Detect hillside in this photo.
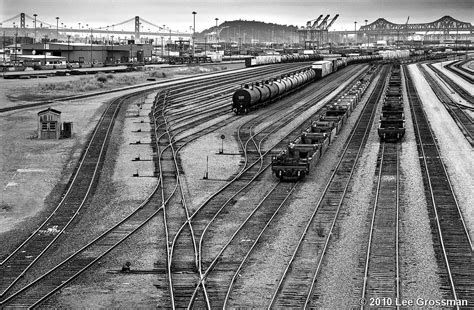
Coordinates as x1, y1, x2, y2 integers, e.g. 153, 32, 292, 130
198, 20, 299, 44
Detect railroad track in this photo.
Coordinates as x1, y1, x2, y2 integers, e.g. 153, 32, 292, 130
0, 62, 312, 114
427, 63, 474, 104
0, 62, 319, 308
404, 66, 473, 306
446, 59, 474, 84
360, 142, 401, 309
268, 65, 389, 309
164, 64, 373, 308
0, 62, 376, 308
417, 64, 474, 146
0, 92, 168, 308
0, 90, 144, 300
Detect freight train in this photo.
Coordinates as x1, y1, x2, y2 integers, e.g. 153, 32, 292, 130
377, 64, 405, 142
244, 54, 323, 67
232, 54, 383, 114
271, 65, 378, 180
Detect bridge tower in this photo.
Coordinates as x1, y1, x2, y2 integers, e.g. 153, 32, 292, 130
135, 16, 140, 40
20, 13, 26, 28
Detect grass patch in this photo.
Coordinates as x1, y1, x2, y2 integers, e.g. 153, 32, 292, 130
38, 73, 141, 93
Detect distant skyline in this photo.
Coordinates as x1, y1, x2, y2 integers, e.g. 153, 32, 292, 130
1, 0, 472, 32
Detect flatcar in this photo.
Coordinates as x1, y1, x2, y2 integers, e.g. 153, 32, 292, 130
271, 67, 378, 180
378, 65, 405, 142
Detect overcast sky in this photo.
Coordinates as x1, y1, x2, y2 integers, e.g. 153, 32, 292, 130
1, 0, 472, 32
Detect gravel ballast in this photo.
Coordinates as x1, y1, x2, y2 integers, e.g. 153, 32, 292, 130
408, 64, 474, 243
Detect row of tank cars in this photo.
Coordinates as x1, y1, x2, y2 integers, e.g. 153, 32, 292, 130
377, 64, 406, 141
244, 54, 323, 67
232, 54, 384, 114
244, 50, 413, 68
271, 65, 379, 180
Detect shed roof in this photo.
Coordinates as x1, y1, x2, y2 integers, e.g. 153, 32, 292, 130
38, 107, 61, 115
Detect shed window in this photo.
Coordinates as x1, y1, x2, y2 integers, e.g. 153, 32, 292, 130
41, 122, 48, 130
49, 122, 56, 130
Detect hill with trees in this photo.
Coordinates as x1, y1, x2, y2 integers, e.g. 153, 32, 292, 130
198, 20, 300, 44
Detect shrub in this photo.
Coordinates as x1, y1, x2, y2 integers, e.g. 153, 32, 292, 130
96, 73, 107, 83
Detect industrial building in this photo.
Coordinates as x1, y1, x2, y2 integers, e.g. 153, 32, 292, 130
19, 42, 154, 65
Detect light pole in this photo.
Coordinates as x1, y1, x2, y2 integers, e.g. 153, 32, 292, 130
33, 14, 37, 43
354, 21, 357, 46
192, 11, 196, 56
56, 17, 59, 41
168, 28, 171, 57
161, 36, 164, 57
67, 34, 70, 64
215, 18, 219, 54
90, 28, 93, 66
365, 20, 368, 47
111, 35, 114, 63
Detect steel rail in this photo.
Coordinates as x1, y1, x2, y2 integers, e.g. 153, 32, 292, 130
265, 65, 386, 309
404, 65, 474, 307
359, 142, 401, 310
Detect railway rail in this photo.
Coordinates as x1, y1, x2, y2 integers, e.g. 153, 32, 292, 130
0, 90, 140, 300
446, 59, 474, 84
0, 91, 166, 308
0, 62, 312, 114
360, 142, 401, 309
268, 65, 388, 309
167, 64, 374, 308
0, 62, 320, 308
405, 66, 473, 306
427, 63, 474, 104
418, 64, 474, 146
2, 60, 386, 306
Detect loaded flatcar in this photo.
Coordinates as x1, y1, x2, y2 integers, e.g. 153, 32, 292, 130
378, 65, 405, 142
272, 67, 377, 181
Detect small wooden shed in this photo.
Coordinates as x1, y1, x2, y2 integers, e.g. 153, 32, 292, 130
38, 108, 61, 139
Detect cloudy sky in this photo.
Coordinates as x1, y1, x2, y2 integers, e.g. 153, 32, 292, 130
1, 0, 472, 32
